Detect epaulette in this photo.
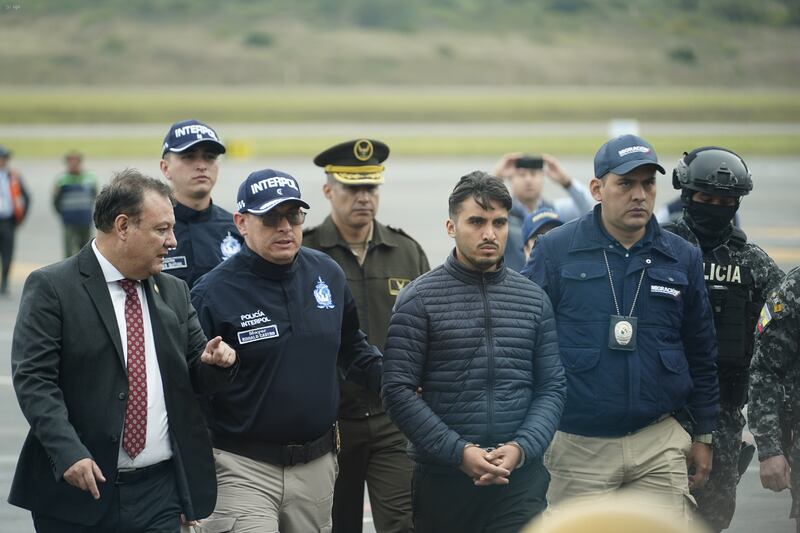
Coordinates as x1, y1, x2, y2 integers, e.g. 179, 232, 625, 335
386, 225, 419, 242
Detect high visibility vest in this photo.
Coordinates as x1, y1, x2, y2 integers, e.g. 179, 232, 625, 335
8, 170, 26, 224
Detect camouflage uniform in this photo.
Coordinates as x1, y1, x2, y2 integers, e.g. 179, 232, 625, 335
666, 218, 783, 531
748, 267, 800, 525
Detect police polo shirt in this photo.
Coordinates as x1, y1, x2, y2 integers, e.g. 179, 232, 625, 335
162, 201, 242, 288
190, 245, 382, 445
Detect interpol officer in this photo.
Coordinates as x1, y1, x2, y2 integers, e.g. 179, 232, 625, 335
523, 134, 719, 522
190, 169, 384, 533
304, 139, 429, 533
160, 119, 242, 287
663, 147, 783, 532
749, 267, 800, 532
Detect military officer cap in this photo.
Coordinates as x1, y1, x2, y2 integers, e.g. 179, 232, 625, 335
313, 139, 389, 185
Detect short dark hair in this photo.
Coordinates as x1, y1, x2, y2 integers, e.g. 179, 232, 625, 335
448, 171, 512, 218
94, 169, 174, 232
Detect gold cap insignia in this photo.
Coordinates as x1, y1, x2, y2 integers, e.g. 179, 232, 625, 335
354, 139, 374, 162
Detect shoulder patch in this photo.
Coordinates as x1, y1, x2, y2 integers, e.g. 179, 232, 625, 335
757, 291, 787, 334
756, 303, 772, 334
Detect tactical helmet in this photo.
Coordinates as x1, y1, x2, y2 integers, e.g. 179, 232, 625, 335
672, 146, 752, 197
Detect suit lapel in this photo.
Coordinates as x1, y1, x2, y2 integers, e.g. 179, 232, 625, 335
142, 277, 178, 379
78, 246, 125, 369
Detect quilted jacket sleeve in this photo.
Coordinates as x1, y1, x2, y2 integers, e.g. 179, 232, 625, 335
513, 290, 566, 462
382, 283, 470, 467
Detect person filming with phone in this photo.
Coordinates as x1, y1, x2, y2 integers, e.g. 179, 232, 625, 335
493, 153, 594, 271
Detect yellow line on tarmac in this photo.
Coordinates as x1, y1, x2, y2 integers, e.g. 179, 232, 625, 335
764, 246, 800, 264
10, 261, 45, 281
746, 227, 800, 239
8, 246, 800, 283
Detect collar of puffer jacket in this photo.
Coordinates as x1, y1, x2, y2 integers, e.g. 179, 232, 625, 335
443, 249, 508, 285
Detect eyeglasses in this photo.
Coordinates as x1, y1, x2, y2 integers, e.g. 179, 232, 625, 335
258, 209, 307, 227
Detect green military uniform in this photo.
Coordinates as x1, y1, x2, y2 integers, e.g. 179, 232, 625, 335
304, 215, 429, 533
749, 267, 800, 530
307, 138, 430, 533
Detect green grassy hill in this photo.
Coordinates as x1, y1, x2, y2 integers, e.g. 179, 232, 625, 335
2, 1, 799, 156
1, 0, 799, 87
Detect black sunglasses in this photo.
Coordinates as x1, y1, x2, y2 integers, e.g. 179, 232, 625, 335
258, 209, 307, 227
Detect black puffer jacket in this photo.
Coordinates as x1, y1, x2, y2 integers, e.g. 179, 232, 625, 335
382, 252, 566, 468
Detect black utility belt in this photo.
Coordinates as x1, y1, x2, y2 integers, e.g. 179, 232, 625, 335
212, 425, 338, 467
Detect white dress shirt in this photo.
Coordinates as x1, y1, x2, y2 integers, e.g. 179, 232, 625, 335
92, 240, 172, 468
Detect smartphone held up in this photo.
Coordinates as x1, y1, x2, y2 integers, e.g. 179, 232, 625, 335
515, 155, 544, 170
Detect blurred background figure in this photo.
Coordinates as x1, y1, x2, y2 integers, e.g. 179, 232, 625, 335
0, 145, 29, 295
493, 153, 593, 271
521, 207, 563, 264
52, 150, 97, 258
521, 493, 711, 533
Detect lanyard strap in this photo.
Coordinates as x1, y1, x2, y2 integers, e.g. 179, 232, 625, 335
603, 250, 645, 317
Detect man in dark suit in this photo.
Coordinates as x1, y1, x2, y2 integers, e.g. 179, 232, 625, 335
9, 169, 238, 532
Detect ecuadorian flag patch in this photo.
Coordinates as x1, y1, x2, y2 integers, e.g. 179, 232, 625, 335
756, 303, 773, 334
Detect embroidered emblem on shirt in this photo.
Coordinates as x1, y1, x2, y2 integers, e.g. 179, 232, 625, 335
388, 277, 411, 296
650, 285, 681, 298
314, 277, 335, 309
220, 233, 241, 260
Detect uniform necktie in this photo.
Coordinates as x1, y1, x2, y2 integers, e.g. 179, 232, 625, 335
118, 279, 147, 459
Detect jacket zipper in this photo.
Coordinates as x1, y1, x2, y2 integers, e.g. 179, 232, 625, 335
480, 274, 495, 445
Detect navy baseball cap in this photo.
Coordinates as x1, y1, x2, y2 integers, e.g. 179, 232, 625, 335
0, 145, 11, 158
236, 169, 310, 215
162, 119, 226, 157
594, 134, 665, 178
522, 208, 563, 243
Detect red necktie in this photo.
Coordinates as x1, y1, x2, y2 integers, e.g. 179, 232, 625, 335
118, 279, 147, 459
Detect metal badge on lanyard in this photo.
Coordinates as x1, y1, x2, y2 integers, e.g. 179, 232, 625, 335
603, 250, 645, 351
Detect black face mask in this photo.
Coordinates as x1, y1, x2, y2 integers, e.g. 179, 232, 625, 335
685, 202, 739, 235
